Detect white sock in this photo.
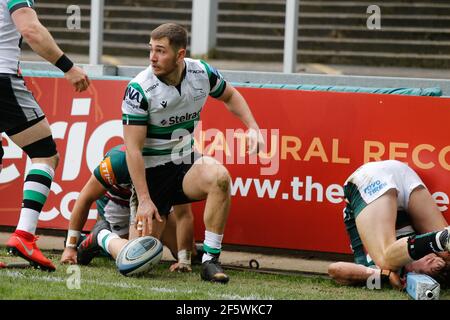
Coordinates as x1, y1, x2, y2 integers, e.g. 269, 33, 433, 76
97, 229, 119, 254
16, 163, 54, 234
202, 230, 224, 263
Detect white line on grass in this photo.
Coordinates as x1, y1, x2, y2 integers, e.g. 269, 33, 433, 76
1, 270, 273, 299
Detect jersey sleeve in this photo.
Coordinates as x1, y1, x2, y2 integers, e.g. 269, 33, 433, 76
121, 82, 149, 126
8, 0, 34, 14
93, 150, 129, 189
200, 60, 227, 98
93, 155, 117, 189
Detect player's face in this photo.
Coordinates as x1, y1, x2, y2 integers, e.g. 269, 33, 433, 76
149, 37, 179, 77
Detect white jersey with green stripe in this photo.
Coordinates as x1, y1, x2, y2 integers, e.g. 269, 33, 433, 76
121, 58, 226, 168
0, 0, 34, 74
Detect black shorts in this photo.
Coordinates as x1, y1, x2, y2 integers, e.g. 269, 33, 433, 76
0, 74, 44, 134
146, 153, 201, 216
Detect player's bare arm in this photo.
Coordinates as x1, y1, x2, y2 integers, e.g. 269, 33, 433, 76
123, 125, 162, 236
11, 7, 90, 92
217, 83, 264, 154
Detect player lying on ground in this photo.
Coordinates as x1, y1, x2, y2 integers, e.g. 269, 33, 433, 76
329, 160, 450, 289
328, 253, 447, 290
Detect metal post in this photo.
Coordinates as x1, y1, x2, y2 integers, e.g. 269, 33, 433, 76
191, 0, 218, 57
283, 0, 299, 73
89, 0, 104, 65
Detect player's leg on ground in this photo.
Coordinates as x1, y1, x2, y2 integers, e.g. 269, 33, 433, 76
6, 118, 59, 271
105, 216, 166, 260
356, 189, 410, 271
182, 156, 230, 283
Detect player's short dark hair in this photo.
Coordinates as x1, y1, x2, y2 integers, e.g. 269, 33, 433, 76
151, 23, 188, 51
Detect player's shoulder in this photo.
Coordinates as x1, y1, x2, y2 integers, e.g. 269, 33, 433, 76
185, 58, 205, 70
98, 145, 128, 183
105, 144, 126, 158
186, 58, 213, 77
128, 67, 157, 92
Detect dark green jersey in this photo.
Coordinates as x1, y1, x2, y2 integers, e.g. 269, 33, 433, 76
93, 144, 131, 207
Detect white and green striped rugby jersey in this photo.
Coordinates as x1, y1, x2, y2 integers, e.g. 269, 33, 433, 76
121, 58, 227, 168
0, 0, 34, 74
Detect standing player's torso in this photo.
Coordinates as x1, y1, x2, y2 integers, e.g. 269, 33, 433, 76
125, 59, 214, 167
0, 0, 33, 74
145, 69, 208, 130
141, 59, 210, 122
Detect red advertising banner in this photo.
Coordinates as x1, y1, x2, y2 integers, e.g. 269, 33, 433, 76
1, 77, 450, 255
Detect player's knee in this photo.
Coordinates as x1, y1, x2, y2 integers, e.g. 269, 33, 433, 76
202, 165, 230, 193
22, 136, 58, 160
214, 166, 230, 193
51, 152, 60, 168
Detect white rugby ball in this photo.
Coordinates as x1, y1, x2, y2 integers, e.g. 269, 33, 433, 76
116, 236, 163, 276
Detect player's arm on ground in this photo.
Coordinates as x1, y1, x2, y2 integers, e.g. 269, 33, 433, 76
169, 204, 194, 272
61, 175, 107, 264
328, 262, 402, 290
10, 2, 89, 91
122, 82, 161, 236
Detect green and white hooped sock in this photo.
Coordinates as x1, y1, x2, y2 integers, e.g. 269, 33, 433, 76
16, 163, 54, 235
202, 231, 224, 263
97, 229, 119, 255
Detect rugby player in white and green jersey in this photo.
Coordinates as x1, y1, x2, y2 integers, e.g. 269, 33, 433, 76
120, 23, 264, 282
1, 0, 89, 271
122, 57, 225, 168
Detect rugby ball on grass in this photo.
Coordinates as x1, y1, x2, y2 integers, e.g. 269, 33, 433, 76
116, 236, 163, 276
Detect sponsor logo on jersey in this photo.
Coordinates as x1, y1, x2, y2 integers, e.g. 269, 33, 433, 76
160, 100, 168, 108
188, 69, 205, 74
168, 111, 199, 125
123, 99, 141, 110
145, 82, 159, 93
100, 157, 116, 186
125, 87, 142, 103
